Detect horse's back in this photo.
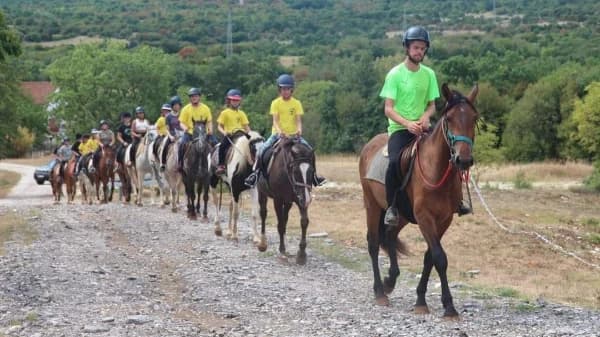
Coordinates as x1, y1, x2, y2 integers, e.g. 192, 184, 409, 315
359, 133, 388, 178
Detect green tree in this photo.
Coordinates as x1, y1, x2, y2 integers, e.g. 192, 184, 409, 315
46, 42, 178, 133
0, 11, 21, 61
571, 82, 600, 160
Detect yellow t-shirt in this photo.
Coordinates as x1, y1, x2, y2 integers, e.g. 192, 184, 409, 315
155, 116, 167, 136
80, 138, 99, 155
270, 96, 304, 136
179, 103, 212, 135
217, 108, 250, 134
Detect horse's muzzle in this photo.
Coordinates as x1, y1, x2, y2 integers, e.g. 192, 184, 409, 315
451, 153, 474, 170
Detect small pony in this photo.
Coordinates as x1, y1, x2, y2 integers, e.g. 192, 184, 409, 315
359, 83, 479, 318
94, 144, 116, 203
255, 136, 317, 265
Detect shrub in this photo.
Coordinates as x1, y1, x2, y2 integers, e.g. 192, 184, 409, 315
10, 126, 36, 157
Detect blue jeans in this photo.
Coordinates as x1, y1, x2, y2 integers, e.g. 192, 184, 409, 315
259, 134, 311, 157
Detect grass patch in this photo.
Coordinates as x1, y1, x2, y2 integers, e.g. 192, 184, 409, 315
586, 233, 600, 245
0, 170, 20, 199
581, 218, 600, 232
310, 240, 369, 272
513, 170, 532, 189
514, 301, 537, 312
0, 213, 39, 255
496, 287, 520, 298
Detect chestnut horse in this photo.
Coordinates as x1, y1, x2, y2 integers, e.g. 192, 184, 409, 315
49, 161, 63, 204
255, 137, 316, 265
63, 155, 78, 203
94, 145, 116, 203
359, 83, 478, 318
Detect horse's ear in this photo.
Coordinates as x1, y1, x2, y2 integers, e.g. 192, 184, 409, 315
467, 83, 479, 103
441, 83, 452, 101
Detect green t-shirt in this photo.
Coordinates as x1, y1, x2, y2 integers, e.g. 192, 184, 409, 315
379, 63, 440, 134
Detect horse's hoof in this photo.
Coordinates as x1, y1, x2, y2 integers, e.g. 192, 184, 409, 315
375, 296, 390, 306
201, 216, 209, 223
443, 307, 460, 320
171, 208, 177, 213
414, 305, 430, 315
214, 228, 222, 237
277, 254, 289, 264
256, 242, 267, 252
296, 254, 307, 265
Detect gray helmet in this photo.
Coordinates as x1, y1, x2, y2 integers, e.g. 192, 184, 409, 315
170, 95, 182, 107
135, 106, 145, 114
226, 89, 242, 100
99, 119, 109, 126
276, 74, 295, 88
62, 137, 70, 142
188, 87, 201, 96
402, 26, 430, 48
161, 103, 172, 111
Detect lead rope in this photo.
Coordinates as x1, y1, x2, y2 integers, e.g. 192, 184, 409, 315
461, 170, 473, 213
470, 175, 600, 270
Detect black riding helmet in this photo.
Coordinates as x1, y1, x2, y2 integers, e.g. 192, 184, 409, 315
188, 87, 201, 96
226, 89, 242, 100
276, 74, 295, 88
170, 95, 182, 108
121, 111, 132, 119
402, 26, 430, 48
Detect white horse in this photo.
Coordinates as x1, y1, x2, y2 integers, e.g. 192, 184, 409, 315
162, 136, 182, 212
211, 130, 263, 242
125, 126, 164, 206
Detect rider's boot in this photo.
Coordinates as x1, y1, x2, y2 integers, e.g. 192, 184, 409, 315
384, 206, 399, 227
457, 200, 472, 216
313, 174, 326, 187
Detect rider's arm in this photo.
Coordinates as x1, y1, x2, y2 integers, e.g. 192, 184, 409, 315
384, 99, 423, 135
243, 124, 251, 133
295, 115, 302, 136
217, 123, 227, 136
272, 114, 282, 135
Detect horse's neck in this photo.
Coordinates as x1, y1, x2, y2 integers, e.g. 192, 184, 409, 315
419, 120, 452, 174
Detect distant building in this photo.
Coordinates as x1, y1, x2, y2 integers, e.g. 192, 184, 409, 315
20, 81, 55, 105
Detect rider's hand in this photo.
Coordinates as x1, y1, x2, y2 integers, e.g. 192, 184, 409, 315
407, 121, 424, 136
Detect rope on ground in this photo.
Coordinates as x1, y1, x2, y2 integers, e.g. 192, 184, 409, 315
470, 175, 600, 270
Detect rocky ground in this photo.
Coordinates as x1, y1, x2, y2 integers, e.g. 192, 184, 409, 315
0, 164, 599, 337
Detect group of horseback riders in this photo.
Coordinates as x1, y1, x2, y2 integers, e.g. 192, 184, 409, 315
52, 74, 327, 187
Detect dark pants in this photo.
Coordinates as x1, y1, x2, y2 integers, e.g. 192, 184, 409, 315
161, 137, 172, 166
385, 130, 415, 207
130, 134, 144, 163
178, 133, 191, 169
218, 138, 232, 166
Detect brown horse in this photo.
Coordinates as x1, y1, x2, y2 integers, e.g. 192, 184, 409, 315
94, 144, 116, 203
63, 155, 78, 203
255, 137, 316, 265
49, 160, 63, 204
359, 83, 478, 317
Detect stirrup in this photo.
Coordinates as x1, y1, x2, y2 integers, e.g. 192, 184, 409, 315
313, 175, 327, 187
384, 207, 399, 226
244, 172, 258, 187
160, 165, 166, 172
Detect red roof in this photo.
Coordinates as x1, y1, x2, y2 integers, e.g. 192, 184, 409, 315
20, 81, 55, 105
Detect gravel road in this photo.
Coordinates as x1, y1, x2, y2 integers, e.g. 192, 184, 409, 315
0, 163, 598, 337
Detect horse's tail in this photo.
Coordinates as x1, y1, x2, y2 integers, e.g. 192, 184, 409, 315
378, 209, 410, 257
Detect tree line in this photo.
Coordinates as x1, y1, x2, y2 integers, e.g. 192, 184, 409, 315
1, 1, 600, 189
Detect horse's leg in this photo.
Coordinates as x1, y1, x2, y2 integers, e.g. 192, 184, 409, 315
367, 208, 389, 305
383, 223, 402, 294
431, 241, 458, 318
230, 194, 240, 242
186, 178, 197, 220
211, 185, 221, 235
414, 248, 434, 314
201, 184, 209, 222
296, 205, 309, 265
256, 190, 268, 252
274, 199, 292, 258
249, 187, 261, 244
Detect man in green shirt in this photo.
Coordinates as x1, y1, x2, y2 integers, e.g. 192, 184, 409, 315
379, 26, 471, 226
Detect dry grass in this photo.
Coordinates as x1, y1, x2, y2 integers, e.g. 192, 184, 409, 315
3, 155, 53, 167
24, 35, 128, 48
270, 155, 600, 309
0, 170, 21, 199
0, 212, 38, 256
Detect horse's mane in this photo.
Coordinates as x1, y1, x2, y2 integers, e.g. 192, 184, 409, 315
230, 131, 263, 171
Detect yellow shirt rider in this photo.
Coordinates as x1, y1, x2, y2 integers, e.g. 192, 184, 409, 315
215, 89, 251, 175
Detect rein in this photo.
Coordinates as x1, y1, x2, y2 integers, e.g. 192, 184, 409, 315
415, 96, 476, 190
282, 143, 313, 189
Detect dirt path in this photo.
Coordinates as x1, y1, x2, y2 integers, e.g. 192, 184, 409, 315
0, 162, 52, 207
0, 164, 599, 337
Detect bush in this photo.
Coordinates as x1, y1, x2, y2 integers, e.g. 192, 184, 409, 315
583, 161, 600, 192
513, 170, 532, 189
10, 126, 36, 157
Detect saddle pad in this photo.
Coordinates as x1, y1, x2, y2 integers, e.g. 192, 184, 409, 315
365, 148, 388, 184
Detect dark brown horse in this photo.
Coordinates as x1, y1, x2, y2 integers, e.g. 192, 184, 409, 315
94, 144, 116, 203
359, 83, 478, 318
182, 123, 211, 220
255, 137, 316, 265
49, 160, 63, 204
